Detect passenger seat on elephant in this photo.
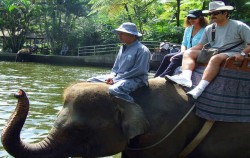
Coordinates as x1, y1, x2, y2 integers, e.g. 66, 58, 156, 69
188, 55, 250, 122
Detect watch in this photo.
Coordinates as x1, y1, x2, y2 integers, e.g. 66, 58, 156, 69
240, 51, 246, 57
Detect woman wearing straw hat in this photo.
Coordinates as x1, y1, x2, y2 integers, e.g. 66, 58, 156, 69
166, 1, 250, 99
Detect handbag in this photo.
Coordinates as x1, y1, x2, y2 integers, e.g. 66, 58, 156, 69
196, 48, 219, 64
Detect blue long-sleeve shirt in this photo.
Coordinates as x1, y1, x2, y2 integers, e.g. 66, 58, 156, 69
112, 40, 150, 84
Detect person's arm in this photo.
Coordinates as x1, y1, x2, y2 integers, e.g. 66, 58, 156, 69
170, 27, 189, 61
181, 27, 190, 51
190, 43, 203, 50
243, 44, 250, 55
189, 26, 208, 51
234, 22, 250, 61
181, 45, 187, 52
111, 47, 123, 74
234, 44, 250, 61
113, 48, 150, 81
105, 47, 123, 84
239, 22, 250, 55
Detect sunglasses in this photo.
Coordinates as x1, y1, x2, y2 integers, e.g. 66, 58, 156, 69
208, 11, 222, 16
187, 17, 199, 20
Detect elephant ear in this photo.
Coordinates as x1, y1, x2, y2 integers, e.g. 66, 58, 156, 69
113, 97, 149, 140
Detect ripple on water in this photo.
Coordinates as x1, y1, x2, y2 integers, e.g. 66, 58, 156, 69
0, 151, 11, 158
0, 105, 15, 113
0, 62, 118, 157
21, 128, 49, 143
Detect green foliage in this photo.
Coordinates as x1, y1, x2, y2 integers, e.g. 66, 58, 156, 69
0, 0, 249, 56
227, 0, 250, 25
146, 24, 184, 43
0, 0, 39, 53
36, 0, 91, 55
88, 0, 126, 16
88, 0, 161, 36
159, 0, 209, 25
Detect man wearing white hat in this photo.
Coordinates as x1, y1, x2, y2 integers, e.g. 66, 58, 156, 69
166, 1, 250, 99
88, 22, 150, 137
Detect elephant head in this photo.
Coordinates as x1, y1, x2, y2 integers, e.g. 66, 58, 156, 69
1, 82, 149, 158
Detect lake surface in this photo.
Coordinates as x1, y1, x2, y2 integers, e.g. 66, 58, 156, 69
0, 61, 120, 158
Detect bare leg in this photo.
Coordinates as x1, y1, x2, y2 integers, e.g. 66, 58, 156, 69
182, 49, 201, 70
165, 49, 201, 87
202, 54, 228, 82
187, 54, 228, 99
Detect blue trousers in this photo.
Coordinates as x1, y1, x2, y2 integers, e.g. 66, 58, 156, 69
154, 52, 183, 77
87, 75, 145, 103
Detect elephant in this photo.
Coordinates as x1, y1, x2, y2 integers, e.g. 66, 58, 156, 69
2, 78, 250, 158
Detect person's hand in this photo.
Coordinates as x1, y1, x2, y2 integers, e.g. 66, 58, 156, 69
234, 53, 245, 62
170, 56, 174, 62
170, 54, 178, 61
105, 78, 114, 85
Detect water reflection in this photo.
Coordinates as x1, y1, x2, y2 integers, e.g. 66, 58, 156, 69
0, 61, 121, 157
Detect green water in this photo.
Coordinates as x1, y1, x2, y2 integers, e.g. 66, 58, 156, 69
0, 61, 120, 158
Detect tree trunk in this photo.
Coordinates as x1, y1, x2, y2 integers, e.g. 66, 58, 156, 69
176, 0, 180, 27
124, 4, 133, 22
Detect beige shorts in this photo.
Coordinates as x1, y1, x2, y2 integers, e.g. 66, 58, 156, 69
222, 51, 239, 57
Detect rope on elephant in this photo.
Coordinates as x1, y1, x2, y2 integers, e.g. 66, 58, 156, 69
178, 120, 215, 158
126, 105, 195, 151
191, 66, 250, 122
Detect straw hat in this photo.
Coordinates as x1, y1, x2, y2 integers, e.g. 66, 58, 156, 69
203, 1, 234, 13
113, 22, 142, 37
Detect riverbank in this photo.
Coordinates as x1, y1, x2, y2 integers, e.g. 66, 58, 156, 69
0, 53, 161, 71
0, 53, 116, 67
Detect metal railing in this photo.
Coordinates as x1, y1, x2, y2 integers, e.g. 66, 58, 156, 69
78, 44, 119, 56
78, 41, 161, 56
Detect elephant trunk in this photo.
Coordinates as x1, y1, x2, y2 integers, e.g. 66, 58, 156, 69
1, 89, 66, 158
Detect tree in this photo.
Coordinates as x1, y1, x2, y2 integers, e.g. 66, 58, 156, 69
36, 0, 90, 55
88, 0, 133, 22
224, 0, 250, 25
0, 0, 38, 53
88, 0, 160, 37
1, 0, 249, 55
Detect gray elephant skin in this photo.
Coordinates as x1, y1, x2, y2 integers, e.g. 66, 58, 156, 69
1, 78, 250, 158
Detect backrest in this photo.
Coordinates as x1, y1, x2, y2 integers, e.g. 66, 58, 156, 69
222, 55, 250, 71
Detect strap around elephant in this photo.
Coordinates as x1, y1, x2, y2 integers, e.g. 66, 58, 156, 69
126, 104, 195, 151
178, 120, 215, 158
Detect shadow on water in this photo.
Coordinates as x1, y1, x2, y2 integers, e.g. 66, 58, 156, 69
0, 61, 120, 158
